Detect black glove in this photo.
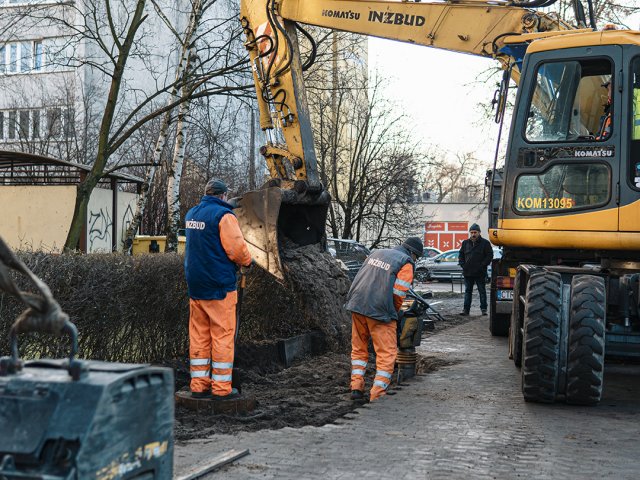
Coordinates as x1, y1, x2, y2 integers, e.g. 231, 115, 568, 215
240, 259, 256, 274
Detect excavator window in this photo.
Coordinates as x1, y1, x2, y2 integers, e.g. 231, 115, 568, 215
514, 163, 610, 213
525, 58, 613, 143
629, 56, 640, 189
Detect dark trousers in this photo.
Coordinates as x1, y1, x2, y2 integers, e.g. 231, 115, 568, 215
463, 276, 487, 312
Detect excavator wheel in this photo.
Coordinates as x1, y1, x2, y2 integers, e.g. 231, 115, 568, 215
565, 275, 606, 406
521, 271, 562, 403
509, 271, 524, 368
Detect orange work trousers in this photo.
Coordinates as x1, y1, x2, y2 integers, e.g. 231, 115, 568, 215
350, 312, 397, 401
189, 291, 237, 396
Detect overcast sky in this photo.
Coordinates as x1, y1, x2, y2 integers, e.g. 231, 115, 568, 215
369, 38, 505, 176
368, 8, 640, 181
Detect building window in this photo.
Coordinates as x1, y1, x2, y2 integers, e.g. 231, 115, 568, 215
33, 41, 42, 70
20, 41, 31, 72
18, 110, 29, 139
0, 107, 73, 142
9, 44, 17, 73
7, 110, 16, 139
47, 107, 61, 137
32, 110, 40, 138
0, 38, 72, 74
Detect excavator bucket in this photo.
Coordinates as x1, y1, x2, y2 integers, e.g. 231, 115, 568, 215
235, 186, 330, 281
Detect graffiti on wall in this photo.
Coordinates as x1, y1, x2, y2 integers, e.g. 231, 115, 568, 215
120, 203, 134, 249
88, 208, 112, 251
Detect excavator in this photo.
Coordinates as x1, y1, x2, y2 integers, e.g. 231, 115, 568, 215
237, 0, 640, 406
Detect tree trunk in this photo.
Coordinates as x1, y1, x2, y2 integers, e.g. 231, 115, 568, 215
165, 96, 189, 252
123, 110, 172, 253
64, 0, 147, 251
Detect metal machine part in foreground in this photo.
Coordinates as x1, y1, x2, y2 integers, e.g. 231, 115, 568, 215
0, 236, 174, 479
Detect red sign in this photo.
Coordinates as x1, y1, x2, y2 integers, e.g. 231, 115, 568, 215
447, 221, 469, 232
425, 221, 445, 232
454, 233, 467, 249
438, 233, 453, 251
424, 233, 439, 248
423, 220, 472, 252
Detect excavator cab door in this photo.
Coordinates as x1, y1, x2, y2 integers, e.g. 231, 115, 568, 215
500, 45, 623, 243
620, 47, 640, 232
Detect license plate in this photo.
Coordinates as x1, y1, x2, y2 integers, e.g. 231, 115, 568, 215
497, 290, 513, 300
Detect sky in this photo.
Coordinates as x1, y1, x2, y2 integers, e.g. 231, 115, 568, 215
368, 38, 505, 176
368, 9, 640, 179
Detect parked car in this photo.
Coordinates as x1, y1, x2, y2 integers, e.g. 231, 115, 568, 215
415, 247, 502, 282
326, 238, 371, 280
415, 247, 442, 269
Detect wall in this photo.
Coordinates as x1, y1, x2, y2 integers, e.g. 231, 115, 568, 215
86, 187, 139, 253
0, 185, 76, 251
0, 185, 139, 253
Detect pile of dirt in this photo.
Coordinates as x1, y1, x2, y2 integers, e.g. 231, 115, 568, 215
238, 243, 350, 352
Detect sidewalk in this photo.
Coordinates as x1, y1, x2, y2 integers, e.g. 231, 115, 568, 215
174, 318, 640, 479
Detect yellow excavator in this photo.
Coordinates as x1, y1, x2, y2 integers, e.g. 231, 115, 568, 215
237, 0, 640, 405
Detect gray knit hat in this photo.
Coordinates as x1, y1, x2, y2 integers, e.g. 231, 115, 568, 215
205, 178, 228, 196
402, 237, 424, 257
469, 223, 481, 232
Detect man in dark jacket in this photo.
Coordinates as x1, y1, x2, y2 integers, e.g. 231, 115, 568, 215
345, 237, 422, 402
458, 223, 493, 316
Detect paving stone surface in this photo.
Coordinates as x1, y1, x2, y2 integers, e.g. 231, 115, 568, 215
174, 317, 640, 479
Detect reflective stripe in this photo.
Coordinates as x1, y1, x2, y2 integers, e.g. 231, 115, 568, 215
351, 369, 365, 376
211, 374, 232, 382
394, 278, 412, 288
352, 360, 367, 367
393, 288, 406, 297
190, 370, 209, 378
190, 358, 210, 366
373, 379, 389, 389
376, 370, 393, 380
212, 362, 233, 369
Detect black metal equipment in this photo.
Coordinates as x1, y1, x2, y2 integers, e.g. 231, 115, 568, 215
0, 236, 174, 479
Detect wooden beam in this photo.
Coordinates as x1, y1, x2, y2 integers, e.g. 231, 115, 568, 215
174, 449, 250, 480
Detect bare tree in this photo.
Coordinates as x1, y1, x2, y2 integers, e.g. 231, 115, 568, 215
8, 0, 253, 251
305, 34, 423, 248
421, 149, 485, 203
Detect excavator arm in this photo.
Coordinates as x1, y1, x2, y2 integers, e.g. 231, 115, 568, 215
237, 0, 580, 279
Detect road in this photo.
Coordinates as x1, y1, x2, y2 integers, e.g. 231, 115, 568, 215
174, 317, 640, 479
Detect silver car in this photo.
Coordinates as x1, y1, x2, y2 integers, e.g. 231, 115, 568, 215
415, 248, 502, 282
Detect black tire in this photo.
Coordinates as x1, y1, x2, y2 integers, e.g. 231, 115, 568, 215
510, 272, 524, 368
565, 275, 606, 406
521, 271, 562, 403
490, 313, 510, 337
415, 268, 430, 282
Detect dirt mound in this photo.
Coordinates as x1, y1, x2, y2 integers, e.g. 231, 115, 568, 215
239, 243, 350, 352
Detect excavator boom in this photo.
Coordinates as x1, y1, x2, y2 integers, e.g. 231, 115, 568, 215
238, 0, 576, 279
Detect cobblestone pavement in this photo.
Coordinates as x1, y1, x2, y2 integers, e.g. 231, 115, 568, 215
174, 317, 640, 479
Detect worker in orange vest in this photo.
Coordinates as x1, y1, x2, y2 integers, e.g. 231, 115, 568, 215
345, 237, 422, 401
184, 178, 252, 399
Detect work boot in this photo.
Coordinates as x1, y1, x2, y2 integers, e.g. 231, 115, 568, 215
350, 390, 365, 401
212, 387, 240, 401
191, 390, 213, 400
481, 310, 488, 316
459, 311, 469, 316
